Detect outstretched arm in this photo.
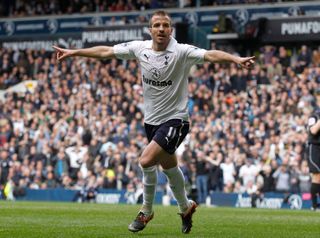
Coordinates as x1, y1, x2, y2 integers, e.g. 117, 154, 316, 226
52, 45, 116, 61
204, 50, 255, 69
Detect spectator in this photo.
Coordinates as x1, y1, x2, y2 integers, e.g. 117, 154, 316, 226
258, 164, 275, 193
239, 158, 259, 188
278, 46, 291, 70
220, 156, 236, 191
194, 151, 210, 204
53, 147, 69, 183
273, 164, 290, 193
296, 45, 312, 73
298, 160, 311, 193
65, 138, 88, 180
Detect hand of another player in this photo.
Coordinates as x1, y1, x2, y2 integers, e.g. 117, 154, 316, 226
238, 56, 255, 69
52, 45, 74, 61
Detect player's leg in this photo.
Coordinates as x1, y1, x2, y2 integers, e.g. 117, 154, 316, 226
308, 144, 320, 211
139, 141, 162, 215
157, 145, 197, 234
149, 119, 191, 213
154, 119, 197, 233
128, 141, 161, 232
129, 119, 197, 233
311, 173, 320, 210
158, 148, 191, 213
136, 140, 194, 215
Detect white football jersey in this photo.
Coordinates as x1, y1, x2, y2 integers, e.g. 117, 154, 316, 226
114, 37, 206, 125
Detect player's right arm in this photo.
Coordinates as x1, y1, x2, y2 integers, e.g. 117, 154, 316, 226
309, 115, 320, 135
52, 45, 116, 61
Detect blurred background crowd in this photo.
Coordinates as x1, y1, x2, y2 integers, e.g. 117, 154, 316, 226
0, 0, 289, 17
0, 42, 319, 203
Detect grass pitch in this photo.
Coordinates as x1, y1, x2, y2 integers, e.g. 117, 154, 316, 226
0, 201, 319, 238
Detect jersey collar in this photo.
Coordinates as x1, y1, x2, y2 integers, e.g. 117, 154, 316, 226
147, 37, 177, 52
166, 37, 177, 52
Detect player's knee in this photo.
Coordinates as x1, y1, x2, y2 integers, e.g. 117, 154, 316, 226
139, 155, 154, 168
312, 173, 320, 183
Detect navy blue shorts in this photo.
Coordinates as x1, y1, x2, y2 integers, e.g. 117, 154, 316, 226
144, 119, 190, 154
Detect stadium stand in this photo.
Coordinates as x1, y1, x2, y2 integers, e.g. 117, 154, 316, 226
0, 44, 319, 200
0, 1, 288, 17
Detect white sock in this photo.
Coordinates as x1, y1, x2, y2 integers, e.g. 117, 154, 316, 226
141, 166, 157, 215
163, 166, 190, 213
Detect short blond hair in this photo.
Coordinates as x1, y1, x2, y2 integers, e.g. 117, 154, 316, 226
149, 10, 172, 27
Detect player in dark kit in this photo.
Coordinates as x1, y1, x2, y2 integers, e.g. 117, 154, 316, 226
307, 108, 320, 211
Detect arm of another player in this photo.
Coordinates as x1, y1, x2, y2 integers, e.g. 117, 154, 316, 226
309, 117, 320, 135
52, 45, 116, 61
204, 50, 255, 69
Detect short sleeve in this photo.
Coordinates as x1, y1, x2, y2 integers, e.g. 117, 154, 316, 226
308, 116, 317, 128
113, 41, 141, 60
182, 44, 207, 65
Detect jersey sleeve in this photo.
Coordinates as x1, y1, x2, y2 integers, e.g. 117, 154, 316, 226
308, 115, 318, 130
182, 44, 207, 65
113, 41, 142, 60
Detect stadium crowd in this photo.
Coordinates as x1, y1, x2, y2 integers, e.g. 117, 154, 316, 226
0, 0, 296, 17
0, 43, 319, 203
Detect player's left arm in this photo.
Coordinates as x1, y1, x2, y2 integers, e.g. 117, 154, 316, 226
309, 116, 320, 135
204, 50, 255, 69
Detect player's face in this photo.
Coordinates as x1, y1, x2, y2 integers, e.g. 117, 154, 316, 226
149, 15, 173, 46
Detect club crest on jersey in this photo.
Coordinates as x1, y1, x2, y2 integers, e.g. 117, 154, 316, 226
150, 68, 161, 80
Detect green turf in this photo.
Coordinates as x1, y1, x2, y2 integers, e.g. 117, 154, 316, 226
0, 201, 319, 238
